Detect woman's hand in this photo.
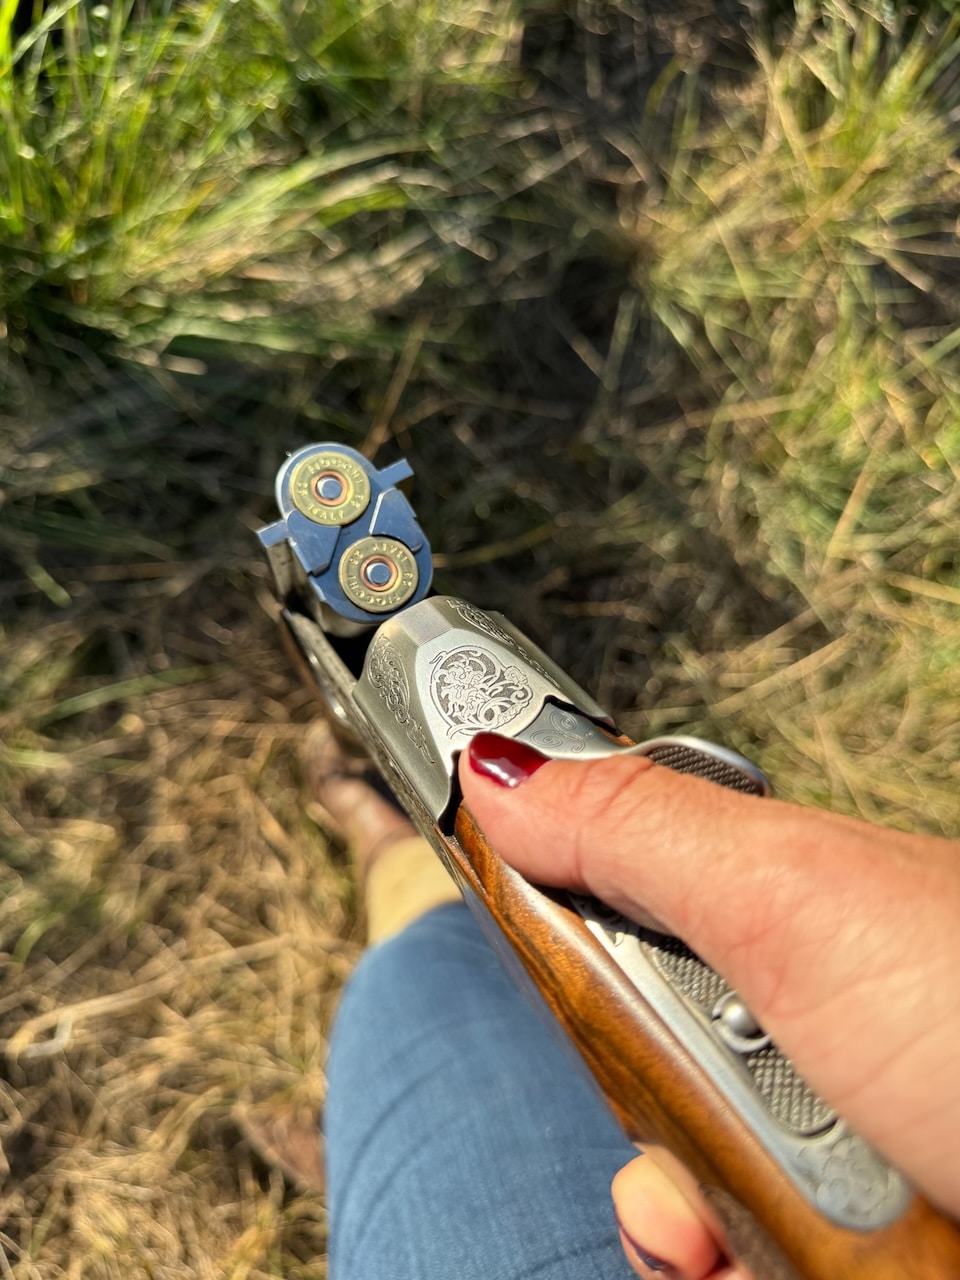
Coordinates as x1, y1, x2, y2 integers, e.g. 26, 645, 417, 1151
458, 733, 960, 1277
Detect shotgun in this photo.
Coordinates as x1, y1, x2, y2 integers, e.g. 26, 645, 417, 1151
257, 441, 960, 1279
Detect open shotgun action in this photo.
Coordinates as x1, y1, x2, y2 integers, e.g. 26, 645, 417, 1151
258, 442, 960, 1279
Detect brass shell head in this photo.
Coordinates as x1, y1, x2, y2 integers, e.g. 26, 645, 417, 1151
289, 450, 371, 526
338, 536, 420, 614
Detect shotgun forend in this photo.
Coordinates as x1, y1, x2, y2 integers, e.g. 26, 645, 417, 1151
258, 442, 960, 1280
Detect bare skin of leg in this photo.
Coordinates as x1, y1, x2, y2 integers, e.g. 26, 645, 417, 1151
302, 724, 461, 945
299, 721, 420, 878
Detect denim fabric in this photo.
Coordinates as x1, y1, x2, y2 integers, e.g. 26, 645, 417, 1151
325, 902, 638, 1280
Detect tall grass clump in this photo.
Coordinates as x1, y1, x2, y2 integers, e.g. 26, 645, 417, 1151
0, 0, 530, 611
610, 0, 960, 828
0, 0, 519, 353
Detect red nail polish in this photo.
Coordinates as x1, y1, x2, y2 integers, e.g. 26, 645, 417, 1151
615, 1217, 675, 1275
466, 733, 549, 788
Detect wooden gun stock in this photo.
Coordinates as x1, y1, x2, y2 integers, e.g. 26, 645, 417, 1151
432, 805, 960, 1280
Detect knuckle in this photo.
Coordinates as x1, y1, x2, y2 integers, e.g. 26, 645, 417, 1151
559, 756, 660, 888
560, 755, 655, 828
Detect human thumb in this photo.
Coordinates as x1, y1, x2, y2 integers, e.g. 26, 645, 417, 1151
457, 728, 850, 999
457, 729, 960, 1215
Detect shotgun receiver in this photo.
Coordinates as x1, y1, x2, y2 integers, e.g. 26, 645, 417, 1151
258, 442, 960, 1279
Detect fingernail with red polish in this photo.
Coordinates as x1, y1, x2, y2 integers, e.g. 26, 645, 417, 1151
631, 1247, 673, 1275
466, 733, 549, 788
616, 1217, 675, 1275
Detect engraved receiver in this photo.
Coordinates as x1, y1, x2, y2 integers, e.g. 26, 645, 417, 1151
258, 442, 960, 1280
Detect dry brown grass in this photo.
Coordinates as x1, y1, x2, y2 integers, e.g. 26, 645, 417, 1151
1, 585, 358, 1278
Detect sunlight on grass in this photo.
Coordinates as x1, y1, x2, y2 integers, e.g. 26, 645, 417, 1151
0, 0, 519, 349
601, 1, 960, 824
1, 2, 959, 1275
629, 3, 960, 574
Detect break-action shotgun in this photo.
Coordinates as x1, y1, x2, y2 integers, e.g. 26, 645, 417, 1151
257, 441, 960, 1279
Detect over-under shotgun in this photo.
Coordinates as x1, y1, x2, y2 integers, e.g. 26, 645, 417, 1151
258, 442, 960, 1279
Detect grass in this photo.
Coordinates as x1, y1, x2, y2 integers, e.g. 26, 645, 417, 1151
0, 0, 526, 376
1, 0, 959, 1275
604, 0, 960, 827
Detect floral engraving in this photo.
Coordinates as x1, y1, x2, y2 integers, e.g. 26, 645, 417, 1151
431, 646, 533, 736
795, 1133, 905, 1227
451, 600, 513, 646
451, 600, 551, 679
365, 635, 435, 762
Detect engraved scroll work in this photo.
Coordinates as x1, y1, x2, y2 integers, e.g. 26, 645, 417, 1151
431, 646, 533, 736
365, 634, 436, 762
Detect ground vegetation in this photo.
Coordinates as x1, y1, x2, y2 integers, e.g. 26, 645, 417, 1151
1, 1, 958, 1274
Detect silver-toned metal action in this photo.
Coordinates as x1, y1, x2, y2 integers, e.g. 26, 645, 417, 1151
258, 443, 912, 1235
573, 902, 912, 1230
353, 596, 614, 823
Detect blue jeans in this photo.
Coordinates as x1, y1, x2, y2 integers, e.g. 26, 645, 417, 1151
325, 902, 638, 1279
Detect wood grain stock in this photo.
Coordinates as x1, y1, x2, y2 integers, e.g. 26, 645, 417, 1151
447, 805, 960, 1280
